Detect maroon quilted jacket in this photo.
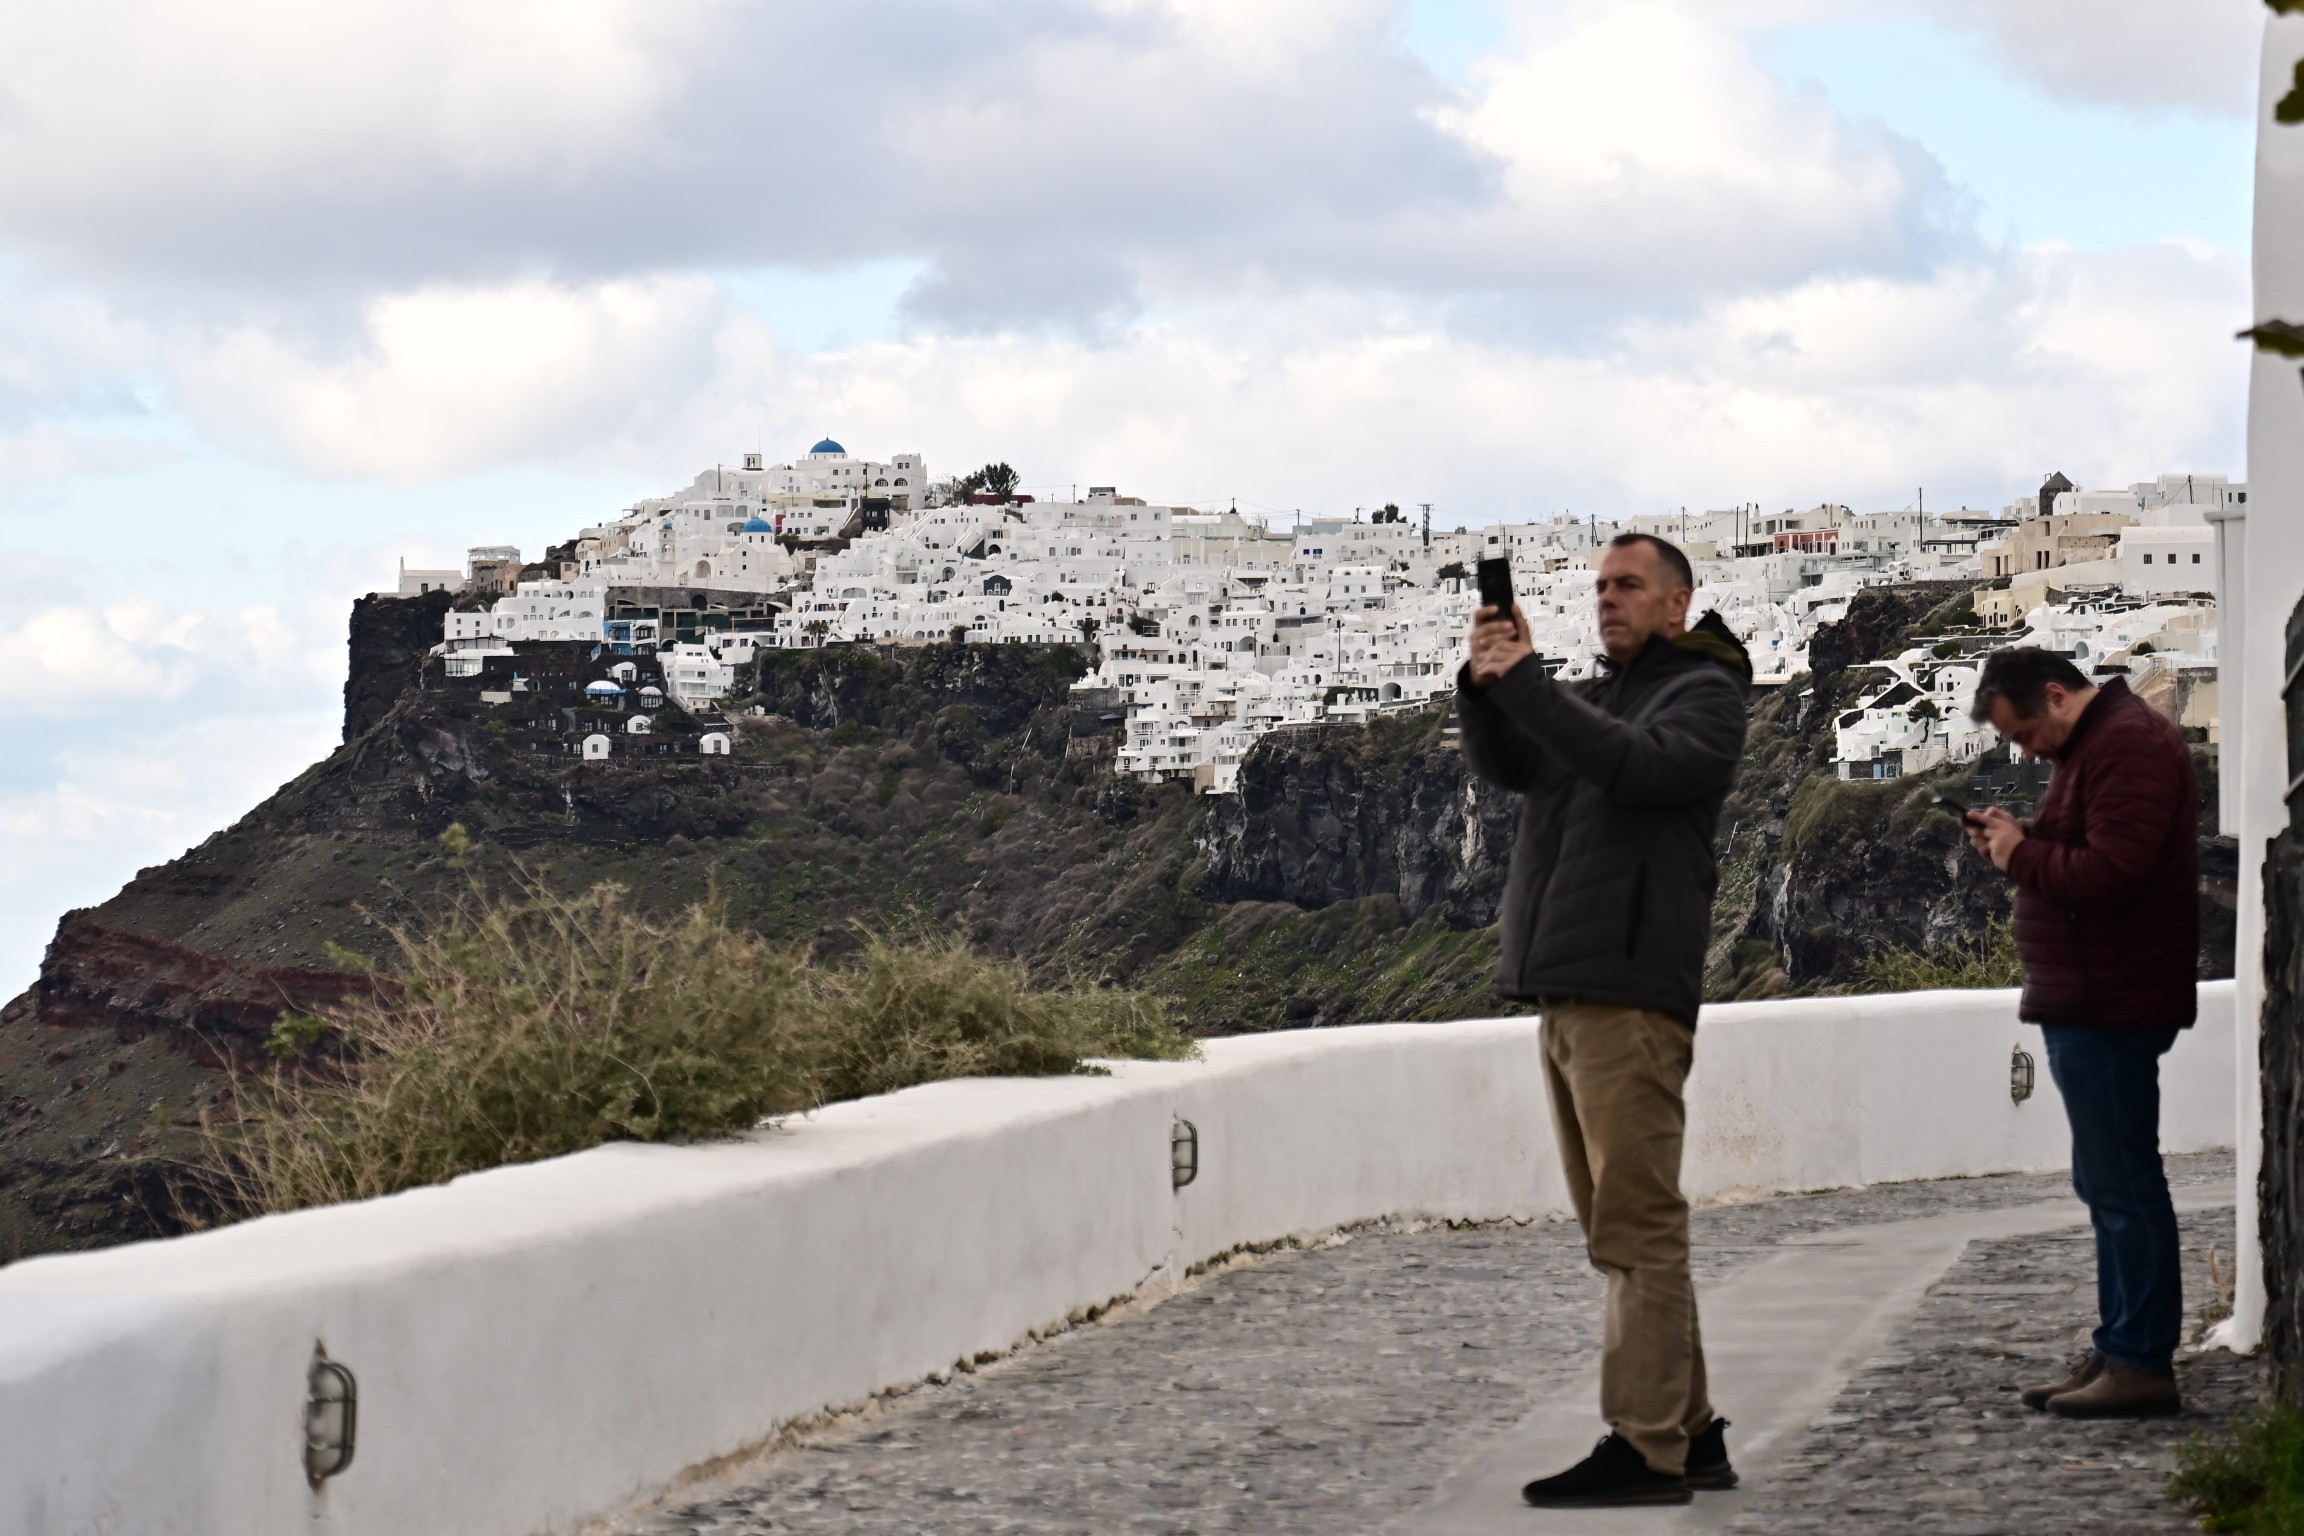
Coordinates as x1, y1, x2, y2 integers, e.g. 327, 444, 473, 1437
2004, 678, 2198, 1029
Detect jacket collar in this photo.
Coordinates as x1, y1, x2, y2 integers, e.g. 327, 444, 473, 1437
1597, 632, 1682, 680
2054, 675, 2129, 761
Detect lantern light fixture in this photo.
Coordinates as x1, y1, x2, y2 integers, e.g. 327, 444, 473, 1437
304, 1343, 357, 1488
1171, 1117, 1199, 1189
2010, 1044, 2037, 1105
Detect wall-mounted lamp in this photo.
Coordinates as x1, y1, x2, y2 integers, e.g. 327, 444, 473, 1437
304, 1343, 357, 1488
2010, 1044, 2036, 1105
1171, 1117, 1199, 1189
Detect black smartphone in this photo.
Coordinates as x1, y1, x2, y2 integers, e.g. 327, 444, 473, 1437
1932, 788, 1981, 821
1476, 556, 1515, 613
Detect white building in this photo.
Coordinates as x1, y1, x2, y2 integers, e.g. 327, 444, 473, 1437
2120, 526, 2218, 597
410, 449, 2228, 799
395, 558, 463, 597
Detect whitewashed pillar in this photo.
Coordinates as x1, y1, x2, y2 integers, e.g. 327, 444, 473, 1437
2228, 7, 2304, 1352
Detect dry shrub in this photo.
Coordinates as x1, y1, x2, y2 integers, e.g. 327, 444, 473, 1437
213, 876, 1194, 1216
1858, 918, 2023, 993
812, 930, 1191, 1102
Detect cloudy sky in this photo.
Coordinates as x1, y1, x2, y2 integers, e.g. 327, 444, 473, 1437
0, 0, 2270, 991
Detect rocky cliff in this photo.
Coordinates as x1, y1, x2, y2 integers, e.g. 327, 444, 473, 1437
1200, 713, 1515, 928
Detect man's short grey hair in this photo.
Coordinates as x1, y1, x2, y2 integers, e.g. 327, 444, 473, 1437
1606, 532, 1693, 592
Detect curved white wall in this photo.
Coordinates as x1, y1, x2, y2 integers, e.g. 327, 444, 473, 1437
0, 983, 2233, 1536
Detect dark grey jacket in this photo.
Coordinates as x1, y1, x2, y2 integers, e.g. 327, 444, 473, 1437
1456, 615, 1752, 1024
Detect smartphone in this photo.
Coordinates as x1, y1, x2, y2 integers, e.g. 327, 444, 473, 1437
1932, 788, 1983, 822
1476, 556, 1515, 613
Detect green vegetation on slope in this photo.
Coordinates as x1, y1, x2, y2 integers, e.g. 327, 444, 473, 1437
1142, 896, 1520, 1034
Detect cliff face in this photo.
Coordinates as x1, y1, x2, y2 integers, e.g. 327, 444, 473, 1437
344, 590, 454, 741
1200, 710, 1515, 929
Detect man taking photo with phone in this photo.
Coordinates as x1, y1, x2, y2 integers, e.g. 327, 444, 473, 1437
1963, 648, 2198, 1418
1457, 533, 1751, 1508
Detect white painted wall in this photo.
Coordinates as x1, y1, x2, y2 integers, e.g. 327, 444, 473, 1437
2229, 10, 2304, 1349
0, 984, 2234, 1536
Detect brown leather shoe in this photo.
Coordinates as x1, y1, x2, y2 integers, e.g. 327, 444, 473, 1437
2020, 1355, 2102, 1411
2048, 1361, 2181, 1419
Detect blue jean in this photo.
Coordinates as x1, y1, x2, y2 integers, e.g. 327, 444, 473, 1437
2041, 1024, 2184, 1378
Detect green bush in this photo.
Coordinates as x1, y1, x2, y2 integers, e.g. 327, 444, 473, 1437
1859, 919, 2023, 991
2171, 1400, 2304, 1534
213, 878, 1195, 1215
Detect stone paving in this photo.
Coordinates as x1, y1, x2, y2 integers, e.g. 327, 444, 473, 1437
619, 1154, 2247, 1535
1725, 1198, 2250, 1534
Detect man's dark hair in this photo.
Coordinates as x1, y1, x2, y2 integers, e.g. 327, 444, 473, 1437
1607, 531, 1693, 592
1970, 646, 2091, 723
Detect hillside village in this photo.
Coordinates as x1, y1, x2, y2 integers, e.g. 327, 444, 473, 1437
400, 439, 2232, 793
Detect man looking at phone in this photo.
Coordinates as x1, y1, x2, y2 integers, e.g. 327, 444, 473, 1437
1458, 533, 1751, 1508
1963, 647, 2198, 1418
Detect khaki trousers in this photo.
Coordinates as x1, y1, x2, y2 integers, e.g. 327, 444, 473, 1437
1541, 1001, 1714, 1475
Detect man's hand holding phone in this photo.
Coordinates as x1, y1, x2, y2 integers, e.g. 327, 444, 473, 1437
1964, 804, 2026, 872
1469, 601, 1533, 686
1469, 555, 1533, 687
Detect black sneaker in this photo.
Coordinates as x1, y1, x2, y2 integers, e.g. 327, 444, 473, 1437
1686, 1417, 1738, 1490
1521, 1432, 1692, 1508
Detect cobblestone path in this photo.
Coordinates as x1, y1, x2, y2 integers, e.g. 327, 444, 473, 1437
1724, 1198, 2250, 1534
620, 1154, 2246, 1535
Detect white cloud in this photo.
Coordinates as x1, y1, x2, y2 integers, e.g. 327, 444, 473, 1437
0, 0, 1961, 325
1422, 1, 1952, 295
0, 0, 713, 214
1912, 0, 2265, 117
15, 597, 337, 719
733, 241, 2247, 516
125, 227, 2242, 508
174, 277, 737, 481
